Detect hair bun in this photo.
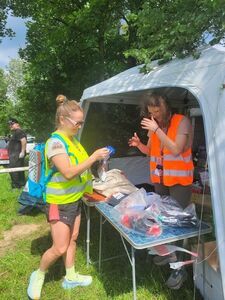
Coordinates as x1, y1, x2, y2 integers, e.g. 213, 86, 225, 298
56, 94, 68, 106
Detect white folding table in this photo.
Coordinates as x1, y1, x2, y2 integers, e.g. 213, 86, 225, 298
95, 202, 212, 300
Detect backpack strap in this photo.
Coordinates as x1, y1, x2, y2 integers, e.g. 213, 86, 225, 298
49, 133, 82, 183
43, 134, 80, 202
44, 133, 70, 183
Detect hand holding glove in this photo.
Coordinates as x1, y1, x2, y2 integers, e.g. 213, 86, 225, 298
19, 151, 25, 158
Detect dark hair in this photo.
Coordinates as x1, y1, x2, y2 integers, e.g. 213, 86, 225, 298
55, 94, 82, 127
8, 118, 19, 125
141, 92, 171, 127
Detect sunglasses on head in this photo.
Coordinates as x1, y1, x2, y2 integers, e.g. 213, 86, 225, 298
66, 117, 84, 127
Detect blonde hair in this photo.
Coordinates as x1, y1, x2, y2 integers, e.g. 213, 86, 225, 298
55, 94, 82, 127
56, 94, 68, 106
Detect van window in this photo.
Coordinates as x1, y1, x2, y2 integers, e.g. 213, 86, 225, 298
80, 102, 148, 157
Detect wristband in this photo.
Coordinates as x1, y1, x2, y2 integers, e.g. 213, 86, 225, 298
154, 126, 159, 133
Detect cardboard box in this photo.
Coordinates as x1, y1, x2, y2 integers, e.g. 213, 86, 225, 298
192, 241, 223, 300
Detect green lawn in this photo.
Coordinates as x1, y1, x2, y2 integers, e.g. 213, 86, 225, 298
0, 173, 206, 300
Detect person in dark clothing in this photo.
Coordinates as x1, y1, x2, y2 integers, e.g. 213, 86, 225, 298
8, 118, 27, 188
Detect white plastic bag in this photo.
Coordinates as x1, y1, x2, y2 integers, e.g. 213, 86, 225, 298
114, 188, 148, 212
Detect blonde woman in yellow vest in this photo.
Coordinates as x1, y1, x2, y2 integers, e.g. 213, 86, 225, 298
129, 92, 193, 290
27, 95, 109, 300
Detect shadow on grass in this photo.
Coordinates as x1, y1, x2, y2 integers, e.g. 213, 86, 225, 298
30, 232, 66, 282
17, 206, 45, 216
78, 208, 203, 300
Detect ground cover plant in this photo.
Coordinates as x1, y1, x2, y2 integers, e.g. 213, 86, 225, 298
0, 172, 206, 299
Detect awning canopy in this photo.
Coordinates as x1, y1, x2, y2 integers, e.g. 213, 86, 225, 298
81, 44, 225, 297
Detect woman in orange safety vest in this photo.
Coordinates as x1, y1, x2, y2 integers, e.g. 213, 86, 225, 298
128, 92, 194, 290
129, 92, 193, 209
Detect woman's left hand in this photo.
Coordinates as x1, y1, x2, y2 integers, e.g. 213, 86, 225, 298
141, 117, 159, 132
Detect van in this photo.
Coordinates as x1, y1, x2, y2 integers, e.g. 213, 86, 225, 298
80, 44, 225, 298
0, 137, 9, 166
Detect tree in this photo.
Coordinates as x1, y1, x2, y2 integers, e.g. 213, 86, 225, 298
7, 0, 225, 138
0, 59, 28, 137
0, 68, 10, 135
5, 58, 25, 103
0, 1, 14, 42
125, 0, 225, 66
7, 0, 144, 139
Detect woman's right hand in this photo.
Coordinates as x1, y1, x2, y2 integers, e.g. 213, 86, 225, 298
128, 132, 140, 147
91, 148, 110, 161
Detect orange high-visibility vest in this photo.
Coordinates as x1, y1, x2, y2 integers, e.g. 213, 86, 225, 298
149, 114, 194, 186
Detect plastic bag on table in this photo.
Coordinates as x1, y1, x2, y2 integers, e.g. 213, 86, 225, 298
114, 188, 148, 213
93, 169, 138, 197
146, 196, 199, 227
112, 208, 163, 236
145, 192, 163, 206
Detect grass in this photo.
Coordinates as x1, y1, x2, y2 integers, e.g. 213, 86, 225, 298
0, 172, 210, 300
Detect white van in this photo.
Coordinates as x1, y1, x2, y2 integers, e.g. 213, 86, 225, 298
80, 44, 225, 299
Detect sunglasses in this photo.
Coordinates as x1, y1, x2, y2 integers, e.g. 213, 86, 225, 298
66, 117, 84, 127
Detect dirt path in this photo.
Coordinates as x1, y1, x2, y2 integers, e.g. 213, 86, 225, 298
0, 224, 44, 257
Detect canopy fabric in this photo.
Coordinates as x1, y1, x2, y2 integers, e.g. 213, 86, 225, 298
81, 44, 225, 296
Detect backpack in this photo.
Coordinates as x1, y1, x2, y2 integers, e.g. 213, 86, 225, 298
18, 134, 68, 214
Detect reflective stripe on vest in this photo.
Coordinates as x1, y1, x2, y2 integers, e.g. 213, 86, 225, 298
45, 131, 93, 204
163, 154, 192, 163
163, 170, 193, 177
151, 154, 192, 163
50, 174, 68, 183
150, 114, 193, 186
46, 179, 93, 195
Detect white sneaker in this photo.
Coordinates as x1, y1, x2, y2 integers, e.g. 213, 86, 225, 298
62, 273, 92, 289
27, 270, 45, 300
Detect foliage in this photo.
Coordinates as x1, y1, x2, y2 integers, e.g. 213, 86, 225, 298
0, 69, 7, 103
6, 0, 144, 139
2, 0, 225, 136
0, 1, 14, 43
0, 68, 10, 135
5, 58, 25, 103
125, 0, 225, 64
0, 60, 29, 136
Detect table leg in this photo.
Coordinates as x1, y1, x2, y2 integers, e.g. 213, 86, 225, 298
86, 205, 91, 267
201, 236, 206, 300
131, 246, 137, 300
99, 214, 103, 271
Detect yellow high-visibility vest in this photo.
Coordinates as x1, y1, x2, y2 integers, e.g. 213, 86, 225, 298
45, 131, 93, 204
